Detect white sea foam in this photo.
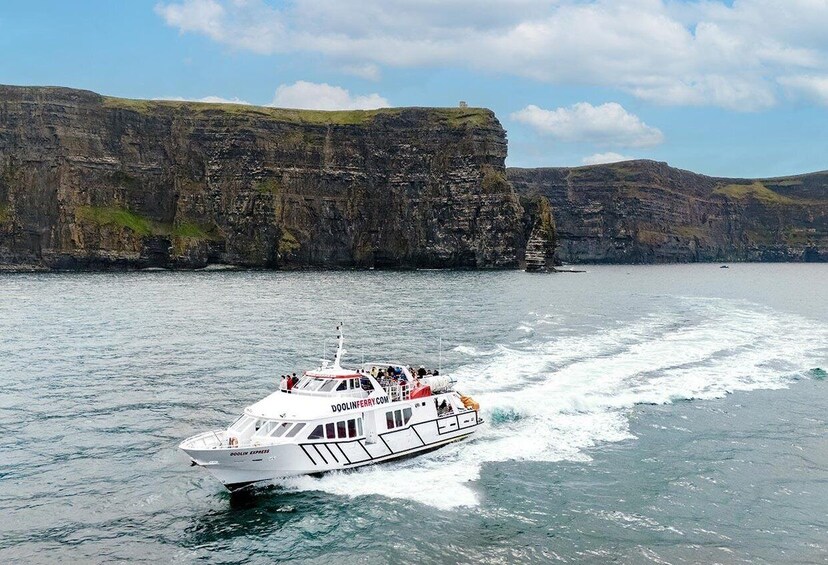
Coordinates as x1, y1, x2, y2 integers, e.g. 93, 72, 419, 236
280, 298, 828, 509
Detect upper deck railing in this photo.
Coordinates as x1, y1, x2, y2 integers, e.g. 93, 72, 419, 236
380, 380, 412, 402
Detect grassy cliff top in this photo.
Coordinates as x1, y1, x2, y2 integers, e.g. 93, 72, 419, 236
508, 159, 828, 204
0, 85, 496, 128
100, 95, 495, 127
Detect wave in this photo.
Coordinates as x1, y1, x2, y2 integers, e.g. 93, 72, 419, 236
278, 298, 828, 509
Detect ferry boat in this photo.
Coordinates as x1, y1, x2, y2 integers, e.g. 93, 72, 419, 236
179, 327, 483, 490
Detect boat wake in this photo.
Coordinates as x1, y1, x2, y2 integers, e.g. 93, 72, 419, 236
277, 297, 828, 509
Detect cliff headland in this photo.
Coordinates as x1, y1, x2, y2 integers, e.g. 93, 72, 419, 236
0, 85, 555, 270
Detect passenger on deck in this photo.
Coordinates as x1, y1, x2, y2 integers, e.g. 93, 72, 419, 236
417, 366, 427, 377
286, 375, 294, 392
433, 369, 439, 376
438, 399, 449, 415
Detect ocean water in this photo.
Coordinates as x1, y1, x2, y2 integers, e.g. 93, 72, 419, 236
0, 265, 826, 564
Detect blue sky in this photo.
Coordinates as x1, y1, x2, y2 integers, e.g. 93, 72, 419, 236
1, 0, 827, 178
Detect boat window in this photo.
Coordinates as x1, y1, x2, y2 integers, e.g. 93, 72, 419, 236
286, 423, 306, 438
271, 422, 292, 437
394, 411, 403, 428
257, 421, 275, 435
309, 425, 324, 440
347, 419, 357, 438
337, 420, 347, 438
231, 415, 255, 432
320, 379, 339, 392
336, 380, 348, 391
403, 408, 412, 424
386, 411, 395, 429
357, 418, 363, 436
326, 423, 335, 439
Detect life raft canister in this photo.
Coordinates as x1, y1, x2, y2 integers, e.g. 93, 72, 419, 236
410, 384, 432, 399
460, 394, 480, 411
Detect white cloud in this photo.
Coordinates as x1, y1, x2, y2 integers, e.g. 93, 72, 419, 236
270, 81, 390, 110
154, 0, 226, 42
341, 63, 381, 81
511, 102, 664, 147
778, 75, 828, 105
155, 0, 828, 111
581, 152, 633, 165
154, 0, 286, 54
155, 95, 251, 104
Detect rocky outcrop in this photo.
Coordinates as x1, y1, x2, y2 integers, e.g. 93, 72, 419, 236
509, 160, 828, 263
520, 195, 557, 272
0, 85, 531, 270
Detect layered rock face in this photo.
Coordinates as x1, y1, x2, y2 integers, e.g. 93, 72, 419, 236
2, 86, 822, 270
509, 160, 828, 263
0, 86, 531, 270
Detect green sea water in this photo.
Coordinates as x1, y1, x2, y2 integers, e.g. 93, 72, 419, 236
0, 264, 826, 563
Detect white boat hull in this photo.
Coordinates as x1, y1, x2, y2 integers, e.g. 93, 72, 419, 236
182, 411, 482, 489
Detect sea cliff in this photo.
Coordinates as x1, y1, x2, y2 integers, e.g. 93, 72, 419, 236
509, 160, 827, 263
1, 86, 824, 270
0, 86, 551, 270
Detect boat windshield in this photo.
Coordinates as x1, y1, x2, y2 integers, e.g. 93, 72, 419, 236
290, 375, 374, 394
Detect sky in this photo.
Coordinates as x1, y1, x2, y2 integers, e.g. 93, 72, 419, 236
1, 0, 827, 178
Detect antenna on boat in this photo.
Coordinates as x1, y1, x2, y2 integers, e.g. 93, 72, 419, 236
333, 322, 346, 369
439, 337, 442, 374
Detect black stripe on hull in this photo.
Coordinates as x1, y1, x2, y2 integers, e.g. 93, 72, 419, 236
221, 430, 478, 492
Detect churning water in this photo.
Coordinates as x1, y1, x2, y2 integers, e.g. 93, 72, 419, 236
0, 265, 826, 563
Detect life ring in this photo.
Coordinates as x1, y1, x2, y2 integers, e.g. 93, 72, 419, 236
460, 395, 480, 411
228, 436, 239, 448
